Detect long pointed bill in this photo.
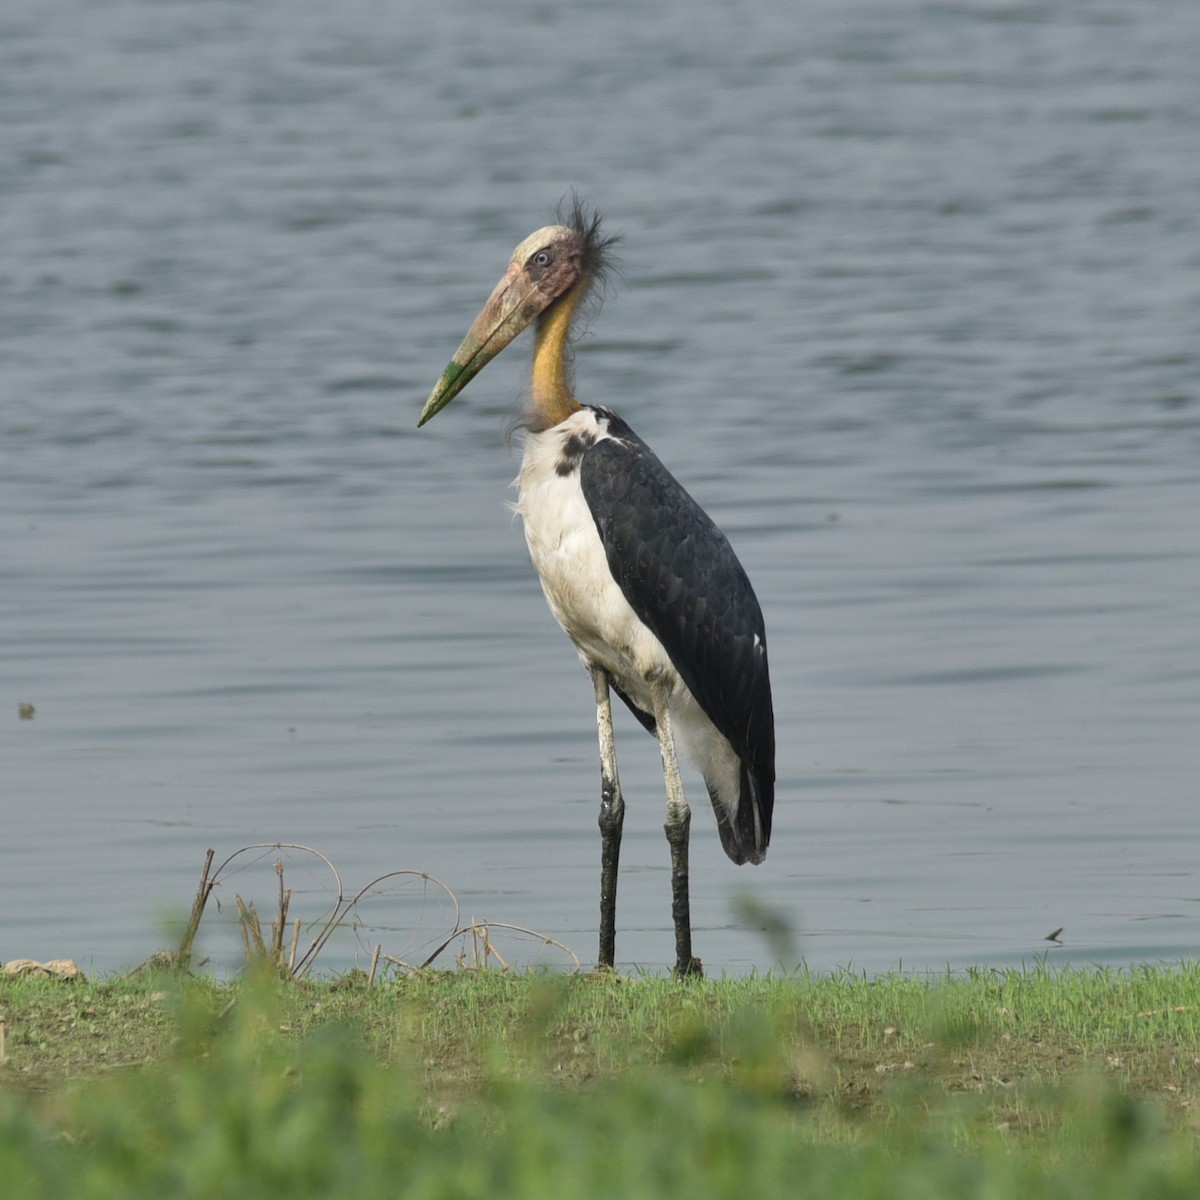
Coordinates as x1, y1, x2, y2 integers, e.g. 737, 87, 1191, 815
418, 263, 554, 427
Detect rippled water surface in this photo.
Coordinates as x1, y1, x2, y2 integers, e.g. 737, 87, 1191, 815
3, 0, 1199, 976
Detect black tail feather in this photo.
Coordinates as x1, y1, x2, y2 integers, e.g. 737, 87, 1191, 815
708, 765, 769, 866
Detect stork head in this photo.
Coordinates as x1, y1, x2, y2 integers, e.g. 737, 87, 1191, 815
418, 202, 616, 427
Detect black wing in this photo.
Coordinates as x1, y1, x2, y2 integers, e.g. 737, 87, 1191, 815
579, 409, 775, 848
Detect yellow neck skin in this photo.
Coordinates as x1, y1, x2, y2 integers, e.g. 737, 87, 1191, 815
529, 281, 586, 430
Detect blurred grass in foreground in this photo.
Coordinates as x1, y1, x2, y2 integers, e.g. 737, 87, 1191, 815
2, 963, 1200, 1197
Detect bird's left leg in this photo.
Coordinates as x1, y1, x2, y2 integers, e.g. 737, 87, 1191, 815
591, 665, 625, 971
652, 683, 702, 978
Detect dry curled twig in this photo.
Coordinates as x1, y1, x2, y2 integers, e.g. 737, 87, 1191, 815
174, 844, 578, 979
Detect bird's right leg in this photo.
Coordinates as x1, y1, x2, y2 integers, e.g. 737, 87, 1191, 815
652, 683, 702, 979
591, 665, 625, 971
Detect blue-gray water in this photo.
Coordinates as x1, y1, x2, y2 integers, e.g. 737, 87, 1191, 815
3, 0, 1198, 977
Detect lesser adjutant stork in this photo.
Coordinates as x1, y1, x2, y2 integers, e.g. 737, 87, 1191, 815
418, 200, 775, 976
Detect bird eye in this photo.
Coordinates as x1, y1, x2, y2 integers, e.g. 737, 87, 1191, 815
532, 250, 552, 267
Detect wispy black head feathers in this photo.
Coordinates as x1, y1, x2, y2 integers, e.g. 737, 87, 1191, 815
558, 193, 621, 293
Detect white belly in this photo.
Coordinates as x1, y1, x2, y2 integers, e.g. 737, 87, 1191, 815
515, 411, 743, 819
517, 413, 676, 705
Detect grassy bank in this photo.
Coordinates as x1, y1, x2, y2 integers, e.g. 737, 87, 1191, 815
3, 963, 1200, 1196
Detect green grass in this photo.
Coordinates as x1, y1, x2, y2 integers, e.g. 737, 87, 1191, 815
3, 963, 1200, 1197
